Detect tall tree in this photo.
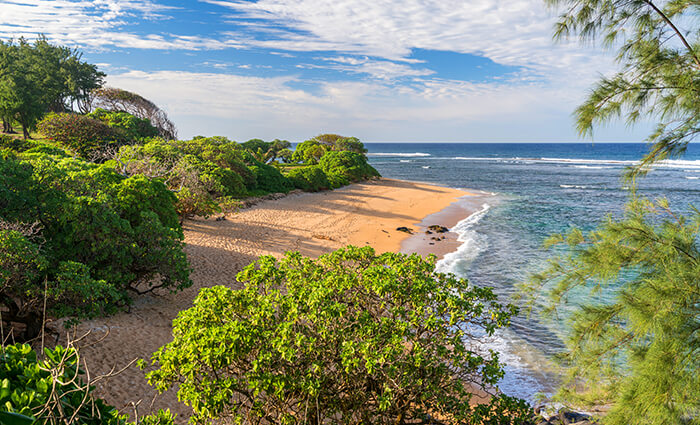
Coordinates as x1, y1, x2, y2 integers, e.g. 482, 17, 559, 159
526, 1, 700, 423
547, 0, 700, 173
0, 36, 104, 139
0, 39, 44, 139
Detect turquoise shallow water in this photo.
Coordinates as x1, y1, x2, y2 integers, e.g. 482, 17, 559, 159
364, 142, 700, 401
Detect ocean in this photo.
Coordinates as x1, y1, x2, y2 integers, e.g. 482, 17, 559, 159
364, 142, 700, 402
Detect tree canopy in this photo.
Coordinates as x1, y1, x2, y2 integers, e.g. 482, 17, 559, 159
0, 36, 104, 138
524, 198, 700, 424
547, 0, 700, 173
90, 87, 177, 140
146, 247, 531, 425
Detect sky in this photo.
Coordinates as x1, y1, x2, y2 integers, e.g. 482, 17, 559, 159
0, 0, 654, 142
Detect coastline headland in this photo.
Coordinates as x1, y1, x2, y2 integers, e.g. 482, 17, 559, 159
70, 177, 483, 419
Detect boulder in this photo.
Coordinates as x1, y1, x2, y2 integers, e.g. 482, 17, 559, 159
396, 227, 413, 234
428, 225, 449, 233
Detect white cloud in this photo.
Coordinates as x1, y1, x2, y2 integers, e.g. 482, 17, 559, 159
316, 56, 434, 79
207, 0, 613, 81
0, 0, 239, 50
107, 69, 649, 142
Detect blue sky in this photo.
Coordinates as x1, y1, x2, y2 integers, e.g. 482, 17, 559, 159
0, 0, 653, 142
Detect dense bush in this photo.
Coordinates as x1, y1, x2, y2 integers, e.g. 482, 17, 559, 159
0, 343, 177, 425
37, 112, 123, 157
0, 344, 128, 424
90, 87, 177, 140
292, 139, 327, 164
114, 138, 254, 217
319, 151, 380, 182
146, 246, 532, 425
287, 165, 330, 191
87, 108, 159, 141
248, 162, 293, 193
0, 134, 70, 156
0, 152, 190, 339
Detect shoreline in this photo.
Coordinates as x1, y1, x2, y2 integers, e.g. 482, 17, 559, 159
66, 178, 483, 420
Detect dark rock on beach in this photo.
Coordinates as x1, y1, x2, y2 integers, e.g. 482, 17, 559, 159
396, 226, 413, 234
428, 225, 449, 233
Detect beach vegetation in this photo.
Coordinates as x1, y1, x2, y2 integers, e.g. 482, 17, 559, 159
319, 150, 380, 182
87, 108, 160, 141
0, 36, 105, 139
0, 151, 190, 339
537, 1, 700, 422
0, 343, 176, 425
287, 165, 331, 191
546, 0, 700, 174
146, 246, 532, 425
525, 198, 700, 424
89, 87, 177, 140
36, 112, 125, 158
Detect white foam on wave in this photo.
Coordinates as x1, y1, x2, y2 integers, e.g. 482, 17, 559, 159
399, 159, 412, 163
436, 203, 490, 275
422, 166, 431, 169
367, 152, 431, 157
560, 184, 590, 189
448, 156, 700, 170
686, 176, 700, 180
573, 165, 606, 169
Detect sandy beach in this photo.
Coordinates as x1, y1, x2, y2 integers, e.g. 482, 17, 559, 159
65, 178, 479, 420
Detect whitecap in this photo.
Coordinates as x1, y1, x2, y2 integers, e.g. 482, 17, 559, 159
367, 152, 431, 157
436, 203, 491, 275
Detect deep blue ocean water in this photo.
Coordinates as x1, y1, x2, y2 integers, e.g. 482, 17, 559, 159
364, 142, 700, 402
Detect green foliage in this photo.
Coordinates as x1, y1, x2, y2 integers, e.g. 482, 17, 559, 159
115, 138, 255, 217
0, 344, 128, 424
0, 36, 104, 139
292, 139, 327, 164
0, 153, 190, 339
524, 198, 700, 424
87, 108, 159, 141
91, 87, 177, 140
37, 112, 123, 157
248, 164, 293, 193
138, 409, 176, 425
241, 138, 291, 163
287, 165, 330, 191
146, 246, 531, 425
546, 0, 700, 174
318, 151, 380, 182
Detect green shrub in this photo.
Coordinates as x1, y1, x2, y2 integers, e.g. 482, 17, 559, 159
292, 139, 327, 164
0, 344, 129, 424
249, 163, 293, 193
146, 247, 531, 425
0, 153, 190, 338
0, 134, 27, 151
87, 108, 159, 141
36, 113, 123, 157
326, 171, 349, 189
175, 187, 219, 219
287, 165, 330, 191
319, 151, 380, 182
0, 344, 177, 425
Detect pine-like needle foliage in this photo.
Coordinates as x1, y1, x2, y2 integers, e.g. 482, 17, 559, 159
546, 0, 700, 174
524, 198, 700, 424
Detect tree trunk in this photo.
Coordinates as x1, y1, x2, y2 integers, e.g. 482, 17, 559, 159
1, 118, 14, 133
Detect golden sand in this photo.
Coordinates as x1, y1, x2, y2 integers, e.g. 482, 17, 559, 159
66, 178, 474, 419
